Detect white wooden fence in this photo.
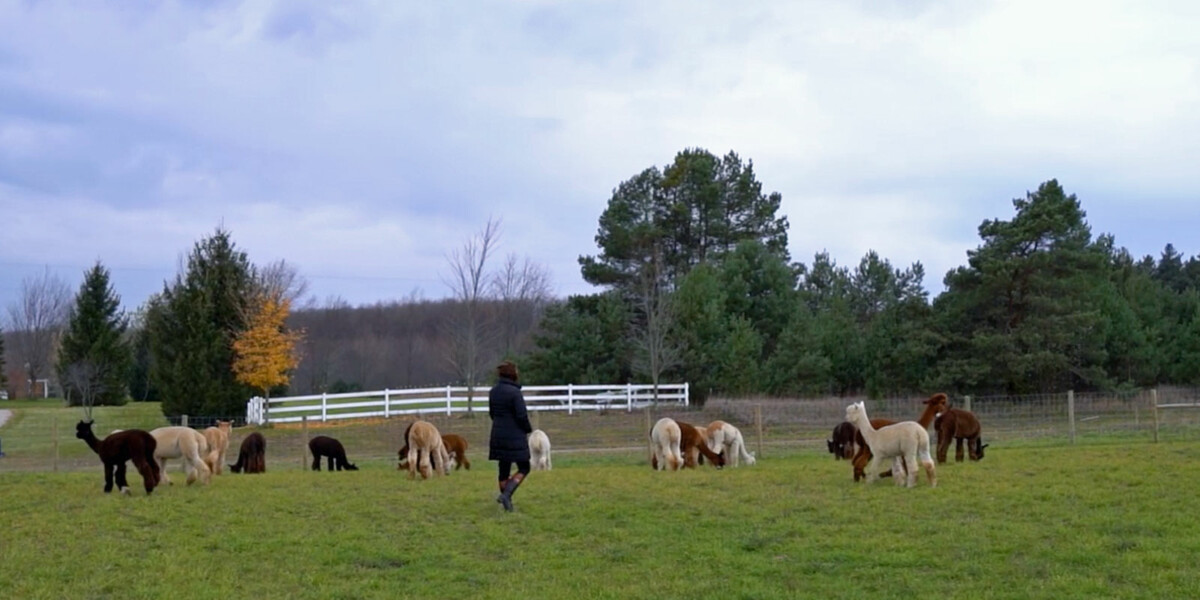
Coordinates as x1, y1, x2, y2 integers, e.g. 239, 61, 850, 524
245, 383, 689, 425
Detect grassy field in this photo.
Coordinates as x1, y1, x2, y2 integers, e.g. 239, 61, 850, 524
3, 404, 1200, 599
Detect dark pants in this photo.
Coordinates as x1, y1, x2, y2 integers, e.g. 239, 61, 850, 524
498, 460, 530, 481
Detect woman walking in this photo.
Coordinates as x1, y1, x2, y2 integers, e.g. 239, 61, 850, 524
489, 360, 533, 512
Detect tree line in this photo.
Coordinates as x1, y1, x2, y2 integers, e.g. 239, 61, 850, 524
4, 147, 1199, 411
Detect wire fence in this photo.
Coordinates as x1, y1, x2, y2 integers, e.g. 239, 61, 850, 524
3, 388, 1200, 474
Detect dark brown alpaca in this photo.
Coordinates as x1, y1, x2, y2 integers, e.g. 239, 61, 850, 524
677, 421, 725, 469
229, 432, 266, 473
827, 421, 858, 460
309, 436, 358, 471
934, 406, 987, 463
852, 393, 947, 482
74, 420, 161, 495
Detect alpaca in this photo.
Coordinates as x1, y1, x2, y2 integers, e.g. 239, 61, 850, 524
704, 421, 755, 467
827, 421, 858, 460
405, 420, 450, 480
202, 421, 232, 475
150, 426, 212, 486
528, 429, 552, 471
229, 432, 266, 473
75, 420, 161, 495
845, 402, 936, 488
852, 393, 947, 482
442, 434, 470, 470
650, 418, 683, 471
934, 406, 988, 463
396, 423, 458, 473
309, 435, 359, 471
677, 420, 725, 469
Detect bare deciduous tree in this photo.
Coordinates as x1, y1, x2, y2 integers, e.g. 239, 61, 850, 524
62, 360, 105, 417
5, 269, 72, 398
491, 253, 553, 358
442, 217, 502, 413
256, 259, 312, 309
630, 248, 680, 400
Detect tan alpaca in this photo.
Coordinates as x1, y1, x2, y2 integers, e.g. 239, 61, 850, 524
150, 426, 212, 486
650, 418, 683, 471
528, 429, 552, 471
202, 421, 232, 475
406, 421, 450, 480
704, 420, 756, 467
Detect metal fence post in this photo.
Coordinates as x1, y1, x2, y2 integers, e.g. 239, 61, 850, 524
755, 404, 764, 459
301, 415, 309, 470
1152, 388, 1159, 443
1067, 390, 1076, 445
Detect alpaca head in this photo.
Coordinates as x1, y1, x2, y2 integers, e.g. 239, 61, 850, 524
826, 439, 836, 455
75, 420, 95, 440
925, 393, 949, 415
976, 439, 990, 459
217, 420, 232, 434
845, 402, 867, 423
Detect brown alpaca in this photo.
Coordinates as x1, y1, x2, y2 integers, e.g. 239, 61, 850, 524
229, 432, 266, 474
202, 421, 232, 475
405, 421, 450, 480
441, 434, 471, 470
75, 420, 161, 495
935, 406, 987, 463
852, 393, 947, 482
676, 420, 725, 469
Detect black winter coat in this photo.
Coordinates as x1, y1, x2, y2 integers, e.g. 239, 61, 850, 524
488, 377, 533, 461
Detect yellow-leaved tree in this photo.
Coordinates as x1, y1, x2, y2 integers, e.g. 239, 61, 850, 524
233, 294, 302, 401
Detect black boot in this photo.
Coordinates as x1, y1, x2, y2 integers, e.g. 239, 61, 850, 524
496, 473, 525, 512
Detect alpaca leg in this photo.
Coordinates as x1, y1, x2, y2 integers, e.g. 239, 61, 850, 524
330, 456, 338, 471
863, 457, 880, 485
923, 459, 937, 487
407, 447, 419, 479
419, 450, 432, 479
955, 439, 965, 463
115, 462, 131, 494
905, 453, 918, 488
158, 457, 172, 486
135, 459, 156, 495
103, 462, 115, 493
969, 437, 980, 461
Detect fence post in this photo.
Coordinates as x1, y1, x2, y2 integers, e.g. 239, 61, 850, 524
684, 382, 690, 408
446, 387, 452, 417
301, 415, 309, 470
568, 383, 574, 416
182, 414, 188, 428
1067, 390, 1076, 445
1152, 388, 1159, 444
321, 393, 328, 422
384, 389, 391, 419
446, 386, 452, 415
627, 383, 633, 413
755, 404, 764, 459
52, 416, 59, 473
644, 407, 653, 461
964, 395, 972, 412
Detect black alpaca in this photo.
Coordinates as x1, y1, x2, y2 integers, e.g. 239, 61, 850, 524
74, 420, 161, 495
229, 432, 267, 473
309, 436, 358, 471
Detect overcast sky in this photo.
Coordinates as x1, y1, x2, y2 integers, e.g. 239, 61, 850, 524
2, 0, 1198, 313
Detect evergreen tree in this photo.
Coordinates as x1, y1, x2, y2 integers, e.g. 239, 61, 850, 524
670, 263, 729, 401
55, 262, 133, 407
764, 305, 832, 396
521, 293, 632, 385
147, 228, 256, 417
716, 316, 763, 396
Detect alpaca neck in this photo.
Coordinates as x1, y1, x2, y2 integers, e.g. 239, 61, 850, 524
81, 432, 102, 455
917, 403, 942, 428
850, 412, 879, 446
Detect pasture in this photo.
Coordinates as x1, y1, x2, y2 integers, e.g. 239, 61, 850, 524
2, 403, 1200, 599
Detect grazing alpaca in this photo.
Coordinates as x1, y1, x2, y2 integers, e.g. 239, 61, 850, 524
442, 434, 470, 471
405, 421, 450, 480
202, 421, 232, 475
934, 406, 988, 463
677, 420, 725, 469
309, 436, 359, 471
827, 421, 858, 460
229, 432, 267, 473
704, 421, 755, 467
528, 429, 552, 471
75, 420, 161, 495
150, 426, 212, 486
852, 393, 947, 482
650, 418, 683, 471
845, 402, 936, 488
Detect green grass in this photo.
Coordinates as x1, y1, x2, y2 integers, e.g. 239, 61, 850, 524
3, 441, 1200, 599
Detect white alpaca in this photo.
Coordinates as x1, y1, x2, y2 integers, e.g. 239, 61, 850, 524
844, 402, 936, 488
704, 420, 756, 467
150, 426, 212, 486
528, 429, 552, 471
649, 418, 683, 471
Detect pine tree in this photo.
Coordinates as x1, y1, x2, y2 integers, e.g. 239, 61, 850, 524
56, 262, 133, 407
147, 228, 256, 417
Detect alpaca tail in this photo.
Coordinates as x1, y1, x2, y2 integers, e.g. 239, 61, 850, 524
736, 438, 757, 466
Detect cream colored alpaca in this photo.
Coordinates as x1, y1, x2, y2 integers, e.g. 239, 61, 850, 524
528, 429, 552, 471
407, 421, 451, 480
150, 426, 212, 486
704, 421, 756, 467
202, 421, 232, 475
650, 418, 683, 471
844, 402, 936, 488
